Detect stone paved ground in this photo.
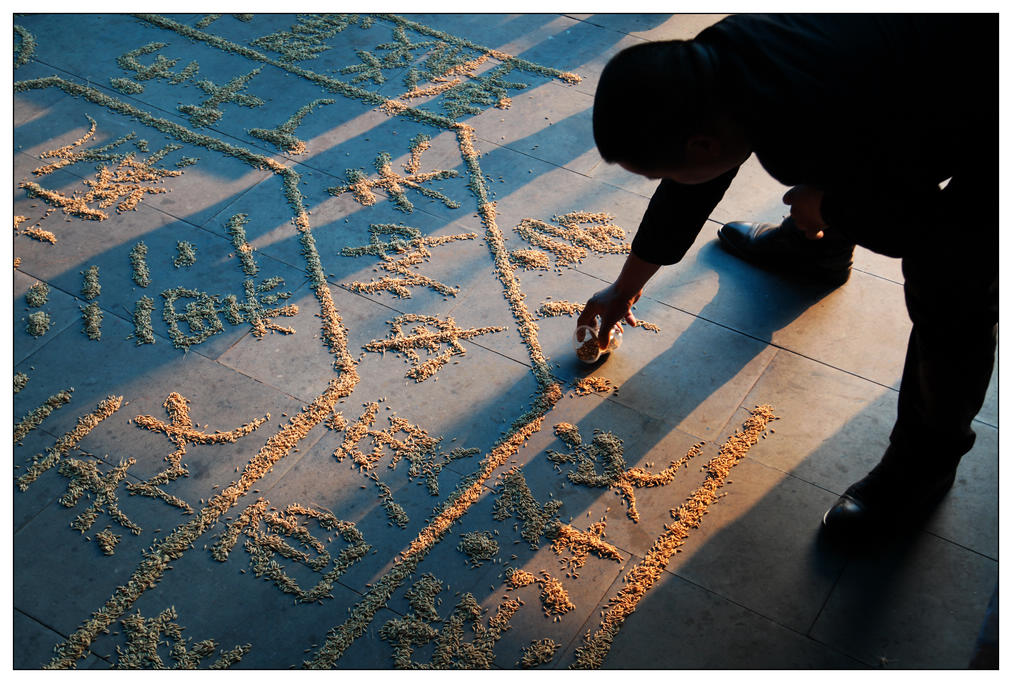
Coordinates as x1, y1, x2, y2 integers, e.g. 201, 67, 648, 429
10, 13, 998, 670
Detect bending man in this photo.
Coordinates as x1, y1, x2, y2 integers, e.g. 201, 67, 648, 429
580, 14, 997, 542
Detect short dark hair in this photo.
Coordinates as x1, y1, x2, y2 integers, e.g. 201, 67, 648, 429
593, 39, 718, 169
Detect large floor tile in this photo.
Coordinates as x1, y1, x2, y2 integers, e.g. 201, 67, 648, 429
663, 459, 849, 634
13, 610, 107, 671
737, 349, 998, 559
570, 566, 862, 669
467, 81, 596, 176
645, 239, 911, 389
810, 532, 998, 668
922, 423, 998, 560
736, 349, 898, 491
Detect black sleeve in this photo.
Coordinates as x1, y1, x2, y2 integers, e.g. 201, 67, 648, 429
630, 166, 739, 266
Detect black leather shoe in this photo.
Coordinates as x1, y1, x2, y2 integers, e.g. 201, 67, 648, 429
821, 459, 957, 544
717, 217, 854, 287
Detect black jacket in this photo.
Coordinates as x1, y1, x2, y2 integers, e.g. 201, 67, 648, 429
630, 13, 997, 264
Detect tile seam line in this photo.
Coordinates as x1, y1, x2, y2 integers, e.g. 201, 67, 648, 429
712, 343, 779, 438
11, 607, 85, 658
736, 464, 996, 562
652, 298, 904, 394
805, 556, 851, 640
919, 529, 998, 563
573, 274, 996, 430
654, 564, 870, 669
657, 307, 996, 430
18, 57, 226, 138
555, 558, 630, 667
13, 316, 85, 360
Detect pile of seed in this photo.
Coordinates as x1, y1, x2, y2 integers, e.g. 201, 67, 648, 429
95, 529, 121, 556
173, 241, 197, 268
573, 377, 613, 395
457, 530, 499, 567
404, 573, 444, 622
25, 282, 49, 307
114, 42, 198, 92
14, 24, 35, 67
423, 447, 479, 496
24, 226, 58, 243
130, 242, 151, 287
518, 638, 559, 668
371, 473, 410, 528
537, 570, 574, 620
328, 135, 461, 214
14, 372, 29, 393
505, 567, 537, 589
538, 300, 583, 317
195, 14, 221, 28
110, 78, 144, 94
553, 422, 581, 447
81, 266, 101, 299
343, 229, 476, 300
250, 14, 369, 63
180, 68, 265, 128
505, 567, 574, 621
81, 303, 101, 341
131, 296, 156, 345
60, 456, 141, 540
23, 132, 183, 220
225, 213, 258, 276
29, 114, 123, 176
513, 212, 630, 271
26, 311, 51, 337
510, 248, 550, 270
332, 402, 380, 467
561, 430, 706, 523
325, 411, 347, 432
227, 501, 371, 603
515, 219, 586, 269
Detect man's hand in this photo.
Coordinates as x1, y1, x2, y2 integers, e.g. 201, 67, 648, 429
579, 284, 640, 350
578, 251, 660, 350
783, 185, 826, 239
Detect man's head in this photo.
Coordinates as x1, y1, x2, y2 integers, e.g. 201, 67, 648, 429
593, 39, 751, 184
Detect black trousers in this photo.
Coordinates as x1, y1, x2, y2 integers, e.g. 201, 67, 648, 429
822, 176, 998, 475
888, 178, 998, 473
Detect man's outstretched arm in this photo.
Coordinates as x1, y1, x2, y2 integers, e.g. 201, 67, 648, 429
580, 166, 739, 348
